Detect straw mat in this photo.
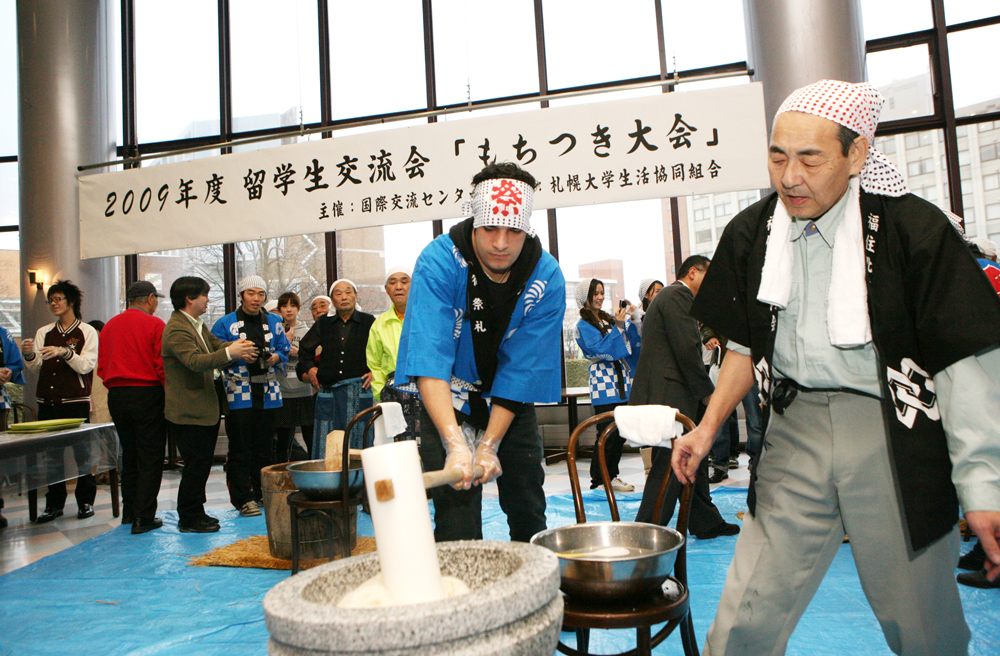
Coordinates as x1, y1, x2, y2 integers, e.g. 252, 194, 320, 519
189, 535, 377, 570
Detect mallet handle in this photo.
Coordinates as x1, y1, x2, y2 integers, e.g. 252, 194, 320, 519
422, 465, 486, 489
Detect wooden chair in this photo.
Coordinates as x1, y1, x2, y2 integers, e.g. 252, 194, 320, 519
11, 402, 36, 424
558, 410, 699, 656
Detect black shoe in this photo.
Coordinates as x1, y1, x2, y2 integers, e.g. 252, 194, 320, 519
728, 456, 739, 470
695, 521, 741, 540
0, 512, 7, 529
708, 468, 729, 484
77, 504, 95, 519
200, 514, 220, 526
178, 518, 221, 533
131, 517, 163, 535
35, 508, 64, 524
121, 513, 135, 525
957, 568, 1000, 589
958, 542, 986, 571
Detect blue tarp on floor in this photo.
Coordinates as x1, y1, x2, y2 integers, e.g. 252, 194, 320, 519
1, 488, 997, 655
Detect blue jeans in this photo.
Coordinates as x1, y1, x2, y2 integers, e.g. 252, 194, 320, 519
743, 382, 763, 460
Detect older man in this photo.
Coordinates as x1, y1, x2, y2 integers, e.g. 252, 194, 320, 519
309, 295, 331, 323
211, 275, 290, 517
671, 80, 1000, 655
366, 267, 411, 404
367, 267, 421, 440
394, 161, 566, 542
98, 281, 167, 534
298, 280, 374, 453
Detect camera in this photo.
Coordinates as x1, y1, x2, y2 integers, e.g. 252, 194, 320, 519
619, 300, 628, 309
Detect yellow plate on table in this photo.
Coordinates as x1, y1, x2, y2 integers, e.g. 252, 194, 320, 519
7, 418, 86, 432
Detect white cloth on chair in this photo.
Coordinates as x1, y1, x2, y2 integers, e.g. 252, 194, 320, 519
613, 405, 683, 448
372, 402, 407, 446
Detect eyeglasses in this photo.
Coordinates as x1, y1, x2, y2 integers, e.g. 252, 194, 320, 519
48, 296, 67, 304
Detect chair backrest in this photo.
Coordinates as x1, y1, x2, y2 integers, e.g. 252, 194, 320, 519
11, 403, 36, 425
565, 409, 697, 585
336, 405, 383, 507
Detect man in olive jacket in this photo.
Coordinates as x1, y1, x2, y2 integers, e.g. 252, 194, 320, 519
162, 277, 254, 533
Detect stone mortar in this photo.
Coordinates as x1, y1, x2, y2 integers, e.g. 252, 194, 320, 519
264, 540, 562, 655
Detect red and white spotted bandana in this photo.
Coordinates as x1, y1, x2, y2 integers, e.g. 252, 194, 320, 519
465, 177, 535, 236
777, 79, 909, 197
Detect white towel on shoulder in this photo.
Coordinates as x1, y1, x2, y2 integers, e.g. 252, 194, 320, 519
613, 405, 684, 448
372, 402, 407, 446
757, 176, 871, 348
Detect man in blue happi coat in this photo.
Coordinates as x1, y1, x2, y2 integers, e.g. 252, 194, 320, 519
395, 162, 566, 542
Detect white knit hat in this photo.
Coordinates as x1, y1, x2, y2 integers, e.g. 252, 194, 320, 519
237, 275, 267, 296
466, 177, 535, 236
575, 279, 594, 309
638, 278, 662, 300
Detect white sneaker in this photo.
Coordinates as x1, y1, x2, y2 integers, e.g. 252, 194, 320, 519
239, 500, 262, 517
610, 477, 635, 492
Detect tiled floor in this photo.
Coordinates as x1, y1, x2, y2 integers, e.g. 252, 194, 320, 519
0, 449, 751, 576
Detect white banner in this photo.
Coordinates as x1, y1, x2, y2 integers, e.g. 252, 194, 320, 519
79, 83, 768, 259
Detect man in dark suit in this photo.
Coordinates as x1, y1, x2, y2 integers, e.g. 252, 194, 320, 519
630, 255, 739, 539
162, 277, 254, 533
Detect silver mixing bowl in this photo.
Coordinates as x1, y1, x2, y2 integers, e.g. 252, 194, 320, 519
286, 459, 364, 501
530, 521, 684, 600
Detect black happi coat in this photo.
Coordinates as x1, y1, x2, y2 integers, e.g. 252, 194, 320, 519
693, 190, 1000, 552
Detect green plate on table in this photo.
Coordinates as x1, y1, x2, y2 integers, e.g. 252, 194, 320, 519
7, 418, 87, 433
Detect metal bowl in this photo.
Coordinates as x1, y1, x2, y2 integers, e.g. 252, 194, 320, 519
286, 459, 364, 501
530, 521, 684, 600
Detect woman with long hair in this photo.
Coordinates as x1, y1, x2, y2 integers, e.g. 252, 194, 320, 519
574, 278, 641, 492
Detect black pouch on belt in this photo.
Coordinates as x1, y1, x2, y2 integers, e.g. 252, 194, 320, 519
770, 378, 798, 415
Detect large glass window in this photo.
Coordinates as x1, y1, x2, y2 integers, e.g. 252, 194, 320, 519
230, 0, 320, 133
1, 2, 18, 157
881, 128, 951, 214
542, 0, 660, 90
135, 0, 220, 143
235, 234, 327, 325
432, 0, 538, 106
0, 231, 20, 338
949, 25, 1000, 118
138, 247, 228, 327
867, 45, 934, 121
661, 0, 748, 72
945, 0, 1000, 24
0, 163, 16, 228
556, 199, 668, 386
860, 0, 932, 40
327, 2, 427, 121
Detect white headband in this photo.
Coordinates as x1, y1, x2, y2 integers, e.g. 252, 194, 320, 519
463, 177, 535, 236
329, 279, 357, 296
385, 267, 412, 283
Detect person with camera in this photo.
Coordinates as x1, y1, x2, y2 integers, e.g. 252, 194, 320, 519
211, 275, 289, 517
574, 278, 640, 492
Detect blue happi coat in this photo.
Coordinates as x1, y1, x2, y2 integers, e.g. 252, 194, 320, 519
211, 310, 290, 410
0, 326, 26, 411
395, 233, 566, 413
575, 317, 640, 405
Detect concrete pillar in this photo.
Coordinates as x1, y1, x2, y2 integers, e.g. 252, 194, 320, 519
744, 0, 866, 134
17, 1, 119, 382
